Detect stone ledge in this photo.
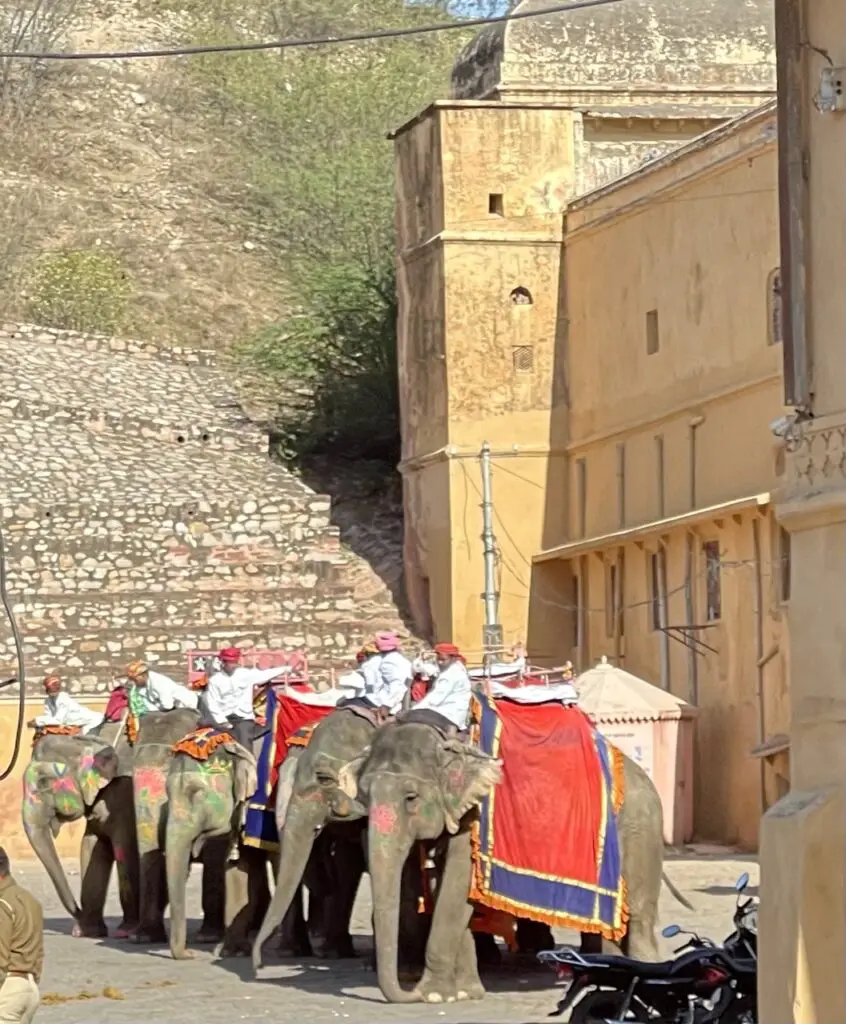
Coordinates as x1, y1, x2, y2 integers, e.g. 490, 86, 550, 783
0, 322, 218, 367
0, 393, 268, 455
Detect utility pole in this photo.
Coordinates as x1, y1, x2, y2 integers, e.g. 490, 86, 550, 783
479, 442, 503, 675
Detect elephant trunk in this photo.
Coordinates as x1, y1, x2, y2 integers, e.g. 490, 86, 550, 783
165, 829, 193, 960
252, 797, 323, 973
24, 823, 80, 921
369, 827, 420, 1004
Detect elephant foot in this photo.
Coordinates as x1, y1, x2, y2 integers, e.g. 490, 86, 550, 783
414, 973, 457, 1004
72, 921, 108, 939
455, 983, 486, 1002
214, 939, 252, 959
172, 948, 196, 961
191, 927, 225, 945
131, 926, 169, 945
317, 938, 357, 960
113, 921, 139, 940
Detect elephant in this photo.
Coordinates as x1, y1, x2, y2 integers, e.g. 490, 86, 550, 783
165, 733, 270, 959
252, 707, 375, 971
341, 720, 668, 1004
131, 708, 231, 945
22, 732, 140, 939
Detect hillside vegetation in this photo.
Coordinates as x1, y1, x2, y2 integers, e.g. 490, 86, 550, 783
0, 0, 501, 464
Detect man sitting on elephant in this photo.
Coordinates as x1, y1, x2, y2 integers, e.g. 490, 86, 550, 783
401, 643, 472, 737
27, 673, 103, 736
350, 631, 412, 720
126, 661, 198, 717
203, 647, 291, 750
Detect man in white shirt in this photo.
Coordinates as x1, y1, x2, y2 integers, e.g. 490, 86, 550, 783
126, 660, 199, 720
359, 632, 412, 717
405, 642, 472, 735
204, 647, 290, 749
28, 673, 104, 735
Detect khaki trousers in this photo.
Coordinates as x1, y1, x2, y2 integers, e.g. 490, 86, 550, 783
0, 974, 39, 1022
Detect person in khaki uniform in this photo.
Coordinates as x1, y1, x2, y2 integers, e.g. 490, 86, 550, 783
0, 848, 42, 1022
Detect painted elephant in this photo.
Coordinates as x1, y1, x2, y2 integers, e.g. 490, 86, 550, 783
252, 708, 375, 970
23, 732, 139, 939
342, 720, 668, 1004
132, 708, 228, 945
165, 734, 267, 959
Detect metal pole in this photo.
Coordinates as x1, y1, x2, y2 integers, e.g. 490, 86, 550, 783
479, 442, 503, 669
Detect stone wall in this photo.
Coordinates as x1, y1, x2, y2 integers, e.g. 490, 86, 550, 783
0, 323, 409, 693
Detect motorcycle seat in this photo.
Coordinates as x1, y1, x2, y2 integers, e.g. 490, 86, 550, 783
572, 949, 709, 979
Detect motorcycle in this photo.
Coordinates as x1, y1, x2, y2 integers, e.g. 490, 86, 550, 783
537, 872, 758, 1023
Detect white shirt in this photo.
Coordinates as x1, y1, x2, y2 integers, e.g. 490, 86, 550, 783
145, 670, 199, 712
35, 691, 104, 735
360, 651, 411, 714
336, 670, 365, 697
205, 665, 289, 725
413, 659, 472, 730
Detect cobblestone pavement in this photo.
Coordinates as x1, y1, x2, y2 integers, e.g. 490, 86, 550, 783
21, 850, 757, 1023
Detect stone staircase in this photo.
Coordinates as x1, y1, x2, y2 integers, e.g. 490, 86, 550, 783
0, 323, 409, 693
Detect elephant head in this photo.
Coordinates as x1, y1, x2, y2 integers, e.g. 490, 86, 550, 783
22, 737, 120, 919
341, 723, 502, 1003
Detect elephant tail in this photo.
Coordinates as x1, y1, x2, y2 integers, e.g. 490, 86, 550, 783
661, 870, 695, 910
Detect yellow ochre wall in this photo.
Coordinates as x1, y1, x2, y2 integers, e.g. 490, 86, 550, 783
530, 106, 790, 848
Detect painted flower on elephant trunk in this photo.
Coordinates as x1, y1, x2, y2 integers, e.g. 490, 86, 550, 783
370, 804, 398, 835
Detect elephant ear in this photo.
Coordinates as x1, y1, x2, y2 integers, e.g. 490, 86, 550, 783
78, 747, 118, 807
437, 740, 503, 835
337, 748, 370, 799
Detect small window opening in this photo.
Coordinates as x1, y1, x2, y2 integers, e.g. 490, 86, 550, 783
510, 286, 533, 305
512, 345, 534, 373
488, 193, 504, 217
646, 309, 660, 355
177, 435, 186, 443
703, 540, 722, 622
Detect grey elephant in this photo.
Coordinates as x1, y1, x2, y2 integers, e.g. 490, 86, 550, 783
22, 729, 139, 939
132, 708, 231, 944
252, 708, 375, 969
341, 720, 671, 1004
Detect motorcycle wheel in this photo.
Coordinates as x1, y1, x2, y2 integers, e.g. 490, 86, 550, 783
570, 991, 651, 1023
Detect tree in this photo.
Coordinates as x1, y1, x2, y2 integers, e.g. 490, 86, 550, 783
176, 0, 487, 465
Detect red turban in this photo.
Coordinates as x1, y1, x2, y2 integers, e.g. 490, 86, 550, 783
434, 643, 464, 661
219, 647, 242, 663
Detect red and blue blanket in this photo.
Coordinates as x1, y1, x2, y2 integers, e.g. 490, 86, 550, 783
243, 686, 335, 852
469, 693, 628, 942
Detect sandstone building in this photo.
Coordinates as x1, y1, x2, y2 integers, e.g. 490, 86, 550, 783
395, 0, 784, 846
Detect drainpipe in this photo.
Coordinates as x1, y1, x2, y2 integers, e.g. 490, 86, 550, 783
751, 516, 768, 813
479, 442, 502, 682
657, 542, 670, 692
689, 414, 705, 509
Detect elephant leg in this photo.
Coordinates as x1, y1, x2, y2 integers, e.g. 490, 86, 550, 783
112, 826, 140, 939
320, 838, 363, 960
415, 830, 476, 1004
455, 923, 485, 1001
219, 847, 266, 957
76, 835, 111, 938
133, 848, 169, 944
194, 836, 227, 944
276, 885, 312, 958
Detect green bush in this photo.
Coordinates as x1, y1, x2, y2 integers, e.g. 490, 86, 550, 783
25, 248, 131, 334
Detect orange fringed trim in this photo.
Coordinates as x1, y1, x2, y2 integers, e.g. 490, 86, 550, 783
286, 724, 316, 750
32, 724, 81, 747
189, 674, 209, 692
609, 741, 626, 816
126, 713, 139, 746
471, 904, 519, 953
172, 728, 235, 760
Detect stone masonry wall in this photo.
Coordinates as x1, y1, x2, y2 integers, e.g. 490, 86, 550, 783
0, 323, 409, 693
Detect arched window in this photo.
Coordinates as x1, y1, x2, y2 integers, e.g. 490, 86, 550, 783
510, 286, 533, 306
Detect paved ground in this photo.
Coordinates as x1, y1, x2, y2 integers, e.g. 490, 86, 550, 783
20, 850, 757, 1023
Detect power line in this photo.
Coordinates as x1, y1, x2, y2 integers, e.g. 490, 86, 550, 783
0, 0, 622, 62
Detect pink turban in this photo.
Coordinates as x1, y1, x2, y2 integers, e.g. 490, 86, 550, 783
374, 631, 400, 653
